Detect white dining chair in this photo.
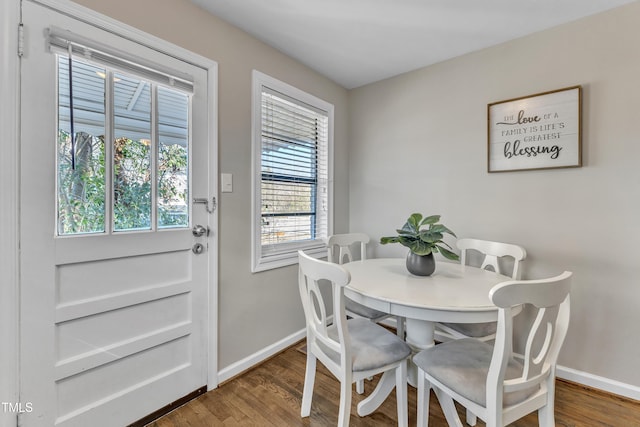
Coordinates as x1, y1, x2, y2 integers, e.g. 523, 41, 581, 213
435, 238, 527, 343
414, 271, 572, 427
298, 250, 411, 427
327, 233, 405, 336
327, 233, 406, 394
328, 233, 399, 394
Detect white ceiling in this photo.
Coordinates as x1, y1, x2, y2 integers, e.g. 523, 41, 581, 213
191, 0, 636, 89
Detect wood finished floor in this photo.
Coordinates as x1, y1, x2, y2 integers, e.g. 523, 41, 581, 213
148, 343, 640, 426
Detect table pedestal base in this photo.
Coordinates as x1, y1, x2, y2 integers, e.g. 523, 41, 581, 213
404, 318, 436, 387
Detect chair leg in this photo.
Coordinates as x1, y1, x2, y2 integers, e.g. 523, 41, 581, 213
434, 387, 464, 427
356, 379, 365, 394
416, 367, 430, 427
301, 352, 316, 417
465, 409, 477, 426
538, 377, 557, 427
538, 406, 554, 427
338, 376, 352, 427
395, 360, 408, 427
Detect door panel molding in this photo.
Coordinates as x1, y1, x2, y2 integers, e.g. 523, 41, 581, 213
56, 281, 191, 322
55, 322, 192, 380
55, 339, 194, 427
54, 231, 193, 264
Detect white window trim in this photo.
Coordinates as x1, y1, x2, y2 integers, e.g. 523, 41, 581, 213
251, 70, 334, 272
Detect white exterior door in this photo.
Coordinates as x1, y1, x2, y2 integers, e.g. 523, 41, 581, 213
19, 2, 216, 426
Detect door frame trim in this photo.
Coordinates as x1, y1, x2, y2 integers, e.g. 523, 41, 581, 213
0, 1, 20, 426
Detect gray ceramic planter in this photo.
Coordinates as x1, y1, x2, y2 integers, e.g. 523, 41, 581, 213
406, 252, 435, 276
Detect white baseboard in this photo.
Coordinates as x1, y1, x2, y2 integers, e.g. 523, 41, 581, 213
557, 365, 640, 401
217, 328, 307, 385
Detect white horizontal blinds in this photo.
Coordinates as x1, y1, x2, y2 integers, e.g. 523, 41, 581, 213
260, 87, 329, 252
47, 26, 194, 93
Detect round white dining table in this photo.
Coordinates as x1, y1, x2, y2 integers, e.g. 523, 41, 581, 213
341, 257, 513, 411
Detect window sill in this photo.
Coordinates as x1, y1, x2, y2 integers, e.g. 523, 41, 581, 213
252, 244, 326, 273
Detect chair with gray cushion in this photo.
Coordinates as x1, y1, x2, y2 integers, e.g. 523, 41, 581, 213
414, 271, 572, 427
298, 250, 411, 427
327, 233, 405, 338
435, 238, 527, 343
327, 233, 406, 393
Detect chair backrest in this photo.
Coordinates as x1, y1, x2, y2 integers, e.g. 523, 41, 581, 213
326, 233, 370, 265
487, 271, 572, 410
457, 238, 527, 279
298, 250, 352, 370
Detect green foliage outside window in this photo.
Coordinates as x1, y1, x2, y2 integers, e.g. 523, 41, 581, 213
158, 143, 188, 227
57, 131, 106, 234
57, 130, 188, 234
113, 136, 152, 230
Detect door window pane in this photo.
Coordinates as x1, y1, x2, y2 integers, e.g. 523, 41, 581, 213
57, 57, 106, 235
113, 73, 152, 231
158, 87, 189, 228
56, 56, 191, 235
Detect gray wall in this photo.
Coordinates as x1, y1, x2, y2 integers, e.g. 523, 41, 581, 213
72, 0, 350, 370
348, 3, 640, 387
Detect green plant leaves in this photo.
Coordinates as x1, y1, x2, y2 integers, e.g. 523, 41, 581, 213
379, 212, 460, 261
380, 236, 400, 244
419, 214, 440, 226
437, 246, 459, 260
419, 230, 443, 243
410, 239, 433, 256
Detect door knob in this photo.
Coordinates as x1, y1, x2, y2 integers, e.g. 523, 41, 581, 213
192, 225, 208, 237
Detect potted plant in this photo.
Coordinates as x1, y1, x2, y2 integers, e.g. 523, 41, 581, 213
380, 213, 459, 276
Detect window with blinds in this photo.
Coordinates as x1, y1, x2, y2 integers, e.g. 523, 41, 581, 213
252, 71, 333, 272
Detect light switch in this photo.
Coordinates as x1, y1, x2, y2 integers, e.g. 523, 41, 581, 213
221, 173, 233, 193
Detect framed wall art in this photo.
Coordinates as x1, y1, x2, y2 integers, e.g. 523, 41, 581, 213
487, 86, 582, 173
